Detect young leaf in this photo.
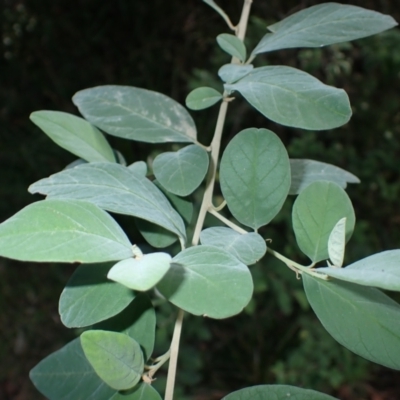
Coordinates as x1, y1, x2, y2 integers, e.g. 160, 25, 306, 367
96, 294, 156, 361
30, 111, 115, 163
200, 227, 266, 265
59, 263, 135, 328
303, 274, 400, 370
216, 34, 246, 62
29, 162, 186, 241
153, 145, 209, 196
108, 253, 171, 291
318, 250, 400, 291
220, 128, 290, 230
292, 181, 355, 263
0, 199, 133, 263
328, 217, 346, 267
128, 161, 147, 176
185, 87, 222, 110
30, 338, 117, 400
73, 85, 197, 144
81, 330, 144, 391
218, 64, 254, 84
252, 3, 398, 55
157, 245, 253, 319
225, 66, 351, 130
222, 384, 338, 400
111, 383, 162, 400
289, 159, 360, 195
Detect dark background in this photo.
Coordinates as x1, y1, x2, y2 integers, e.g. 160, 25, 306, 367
1, 0, 400, 398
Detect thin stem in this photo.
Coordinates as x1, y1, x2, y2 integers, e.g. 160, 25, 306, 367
208, 208, 248, 234
213, 199, 226, 211
143, 349, 171, 383
164, 309, 185, 400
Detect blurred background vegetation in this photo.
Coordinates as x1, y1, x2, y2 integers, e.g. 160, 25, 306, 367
1, 0, 400, 398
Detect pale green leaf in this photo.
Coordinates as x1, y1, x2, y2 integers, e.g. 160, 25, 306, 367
157, 245, 253, 319
220, 128, 290, 229
30, 338, 116, 400
216, 34, 246, 62
253, 3, 398, 54
222, 384, 338, 400
128, 161, 147, 176
108, 253, 171, 291
218, 64, 253, 84
292, 181, 355, 263
81, 330, 144, 391
185, 87, 222, 110
318, 250, 400, 291
225, 66, 351, 130
289, 159, 360, 195
0, 199, 132, 263
59, 263, 135, 328
73, 86, 197, 143
304, 274, 400, 370
29, 163, 186, 241
200, 227, 266, 265
111, 383, 162, 400
153, 145, 209, 196
328, 217, 346, 267
96, 294, 156, 361
30, 111, 115, 163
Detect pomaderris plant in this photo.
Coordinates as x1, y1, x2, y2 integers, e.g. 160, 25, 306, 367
0, 1, 398, 399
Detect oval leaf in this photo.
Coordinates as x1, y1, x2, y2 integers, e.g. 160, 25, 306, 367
157, 245, 253, 319
30, 338, 116, 400
200, 227, 266, 265
73, 85, 197, 144
185, 87, 222, 110
253, 3, 398, 54
303, 274, 400, 370
59, 263, 135, 328
218, 64, 254, 84
128, 161, 147, 176
222, 384, 338, 400
289, 159, 360, 195
318, 250, 400, 291
153, 145, 209, 196
216, 34, 247, 62
111, 383, 162, 400
220, 128, 290, 230
0, 199, 132, 263
108, 253, 171, 291
225, 66, 351, 130
29, 163, 186, 241
292, 181, 355, 263
328, 217, 346, 267
30, 111, 115, 163
81, 330, 144, 391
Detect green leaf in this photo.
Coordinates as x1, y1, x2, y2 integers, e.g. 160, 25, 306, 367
218, 64, 253, 84
96, 294, 156, 361
220, 128, 290, 229
222, 384, 338, 399
327, 217, 346, 267
29, 163, 186, 241
318, 250, 400, 291
303, 274, 400, 370
108, 253, 171, 291
289, 159, 360, 195
73, 85, 197, 144
185, 87, 222, 110
128, 161, 147, 176
292, 181, 355, 263
0, 199, 132, 263
30, 111, 115, 163
153, 145, 209, 196
216, 34, 246, 62
157, 245, 253, 319
30, 338, 117, 400
111, 383, 162, 400
253, 3, 398, 55
81, 330, 144, 391
200, 227, 266, 265
225, 66, 351, 130
59, 263, 135, 328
